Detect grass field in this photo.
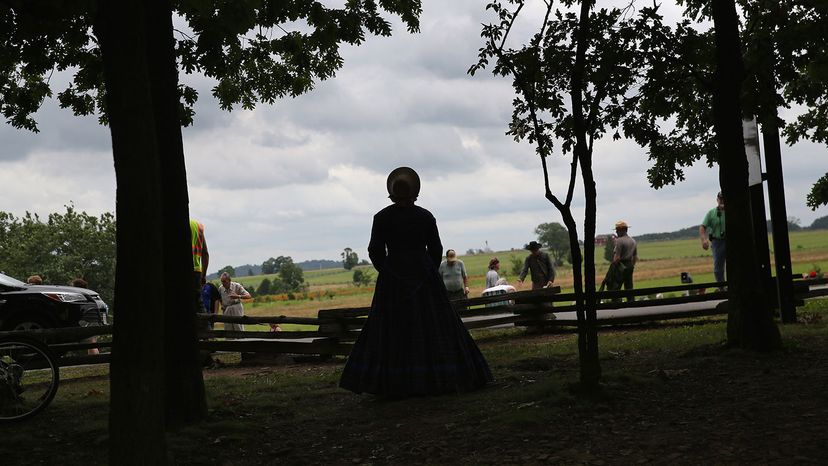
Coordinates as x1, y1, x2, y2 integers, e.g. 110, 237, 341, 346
224, 229, 828, 319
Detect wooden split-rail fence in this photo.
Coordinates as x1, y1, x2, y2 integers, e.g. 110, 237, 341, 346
2, 277, 824, 367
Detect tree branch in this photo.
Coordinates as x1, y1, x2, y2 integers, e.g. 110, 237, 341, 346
498, 1, 524, 51
173, 28, 196, 41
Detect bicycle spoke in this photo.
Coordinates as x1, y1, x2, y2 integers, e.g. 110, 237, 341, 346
0, 338, 59, 422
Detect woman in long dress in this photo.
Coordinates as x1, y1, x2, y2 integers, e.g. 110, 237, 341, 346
339, 167, 493, 397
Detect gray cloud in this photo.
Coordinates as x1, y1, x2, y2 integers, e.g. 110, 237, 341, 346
0, 97, 110, 163
1, 0, 826, 271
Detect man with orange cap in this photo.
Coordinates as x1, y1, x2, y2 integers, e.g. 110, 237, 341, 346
612, 220, 638, 302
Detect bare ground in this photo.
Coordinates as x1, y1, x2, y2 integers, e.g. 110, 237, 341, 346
4, 317, 828, 465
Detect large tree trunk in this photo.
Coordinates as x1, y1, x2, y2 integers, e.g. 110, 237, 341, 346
571, 0, 601, 388
144, 0, 207, 428
97, 0, 168, 463
711, 0, 781, 351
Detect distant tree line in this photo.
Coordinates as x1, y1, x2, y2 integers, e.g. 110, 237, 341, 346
254, 262, 305, 295
634, 216, 827, 243
208, 258, 345, 280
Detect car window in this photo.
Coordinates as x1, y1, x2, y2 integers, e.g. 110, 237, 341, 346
0, 272, 26, 287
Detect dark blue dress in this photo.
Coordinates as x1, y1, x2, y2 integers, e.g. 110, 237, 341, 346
339, 203, 493, 396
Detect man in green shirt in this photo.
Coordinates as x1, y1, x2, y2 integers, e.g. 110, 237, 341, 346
699, 192, 726, 284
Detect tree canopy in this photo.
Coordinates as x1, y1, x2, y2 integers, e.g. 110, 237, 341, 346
622, 1, 828, 198
534, 222, 569, 266
1, 0, 422, 131
341, 247, 359, 270
0, 205, 116, 306
278, 257, 305, 291
256, 277, 272, 295
810, 215, 828, 229
352, 268, 373, 287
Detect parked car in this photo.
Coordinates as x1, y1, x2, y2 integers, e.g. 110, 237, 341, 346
0, 272, 109, 331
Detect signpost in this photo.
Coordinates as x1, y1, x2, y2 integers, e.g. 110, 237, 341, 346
743, 118, 772, 286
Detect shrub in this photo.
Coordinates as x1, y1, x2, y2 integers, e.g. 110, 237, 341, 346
509, 255, 523, 277
353, 269, 373, 287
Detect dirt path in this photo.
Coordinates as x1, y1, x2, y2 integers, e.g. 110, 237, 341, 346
7, 322, 828, 465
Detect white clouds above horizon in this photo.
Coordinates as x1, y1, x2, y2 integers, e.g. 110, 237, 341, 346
1, 0, 826, 270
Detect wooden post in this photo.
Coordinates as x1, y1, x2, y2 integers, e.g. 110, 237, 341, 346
763, 125, 797, 323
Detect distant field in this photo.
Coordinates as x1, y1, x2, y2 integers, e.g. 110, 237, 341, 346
225, 229, 828, 320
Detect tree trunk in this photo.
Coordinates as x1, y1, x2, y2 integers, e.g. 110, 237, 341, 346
144, 0, 207, 428
97, 0, 168, 463
711, 0, 781, 351
559, 207, 588, 371
571, 0, 601, 387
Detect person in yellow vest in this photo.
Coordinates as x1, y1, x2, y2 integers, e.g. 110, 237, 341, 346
190, 219, 209, 312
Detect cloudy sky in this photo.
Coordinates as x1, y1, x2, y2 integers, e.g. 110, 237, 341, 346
1, 1, 826, 271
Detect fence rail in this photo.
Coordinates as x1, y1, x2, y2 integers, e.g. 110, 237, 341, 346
3, 277, 824, 366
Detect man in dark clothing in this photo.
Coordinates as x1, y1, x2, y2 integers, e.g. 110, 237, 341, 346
201, 278, 220, 329
517, 241, 556, 290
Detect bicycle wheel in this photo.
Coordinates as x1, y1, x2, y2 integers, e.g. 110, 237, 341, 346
0, 336, 60, 422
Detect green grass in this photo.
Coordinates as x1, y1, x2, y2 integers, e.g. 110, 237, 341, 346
636, 237, 709, 259
225, 264, 376, 290
785, 229, 828, 251
215, 229, 828, 315
638, 229, 828, 260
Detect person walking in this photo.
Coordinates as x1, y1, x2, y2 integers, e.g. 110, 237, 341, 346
339, 167, 492, 398
612, 220, 638, 302
699, 192, 726, 285
217, 272, 251, 332
438, 249, 469, 300
517, 241, 556, 290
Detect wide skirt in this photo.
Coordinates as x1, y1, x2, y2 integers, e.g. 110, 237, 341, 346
339, 260, 492, 397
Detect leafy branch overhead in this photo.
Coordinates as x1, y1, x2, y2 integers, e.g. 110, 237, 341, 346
807, 173, 828, 210
624, 0, 828, 197
0, 0, 422, 131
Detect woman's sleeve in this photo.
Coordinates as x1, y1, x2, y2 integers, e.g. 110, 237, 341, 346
426, 214, 443, 268
368, 214, 386, 273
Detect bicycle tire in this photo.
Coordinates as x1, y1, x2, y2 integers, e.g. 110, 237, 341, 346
0, 335, 60, 422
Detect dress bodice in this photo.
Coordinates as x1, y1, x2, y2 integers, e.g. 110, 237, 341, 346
368, 204, 443, 275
